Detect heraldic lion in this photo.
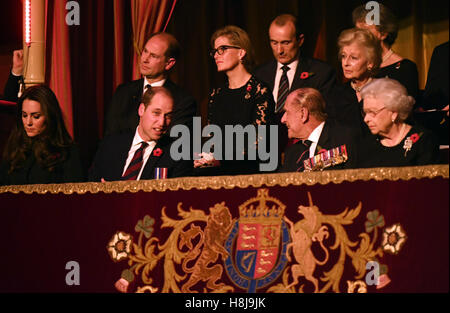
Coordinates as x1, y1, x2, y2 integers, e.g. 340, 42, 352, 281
180, 202, 233, 292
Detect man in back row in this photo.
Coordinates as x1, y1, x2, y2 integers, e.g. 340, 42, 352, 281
104, 32, 197, 137
254, 14, 337, 154
254, 14, 336, 113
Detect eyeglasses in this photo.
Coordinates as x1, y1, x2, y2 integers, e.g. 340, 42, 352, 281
209, 45, 241, 58
362, 107, 386, 118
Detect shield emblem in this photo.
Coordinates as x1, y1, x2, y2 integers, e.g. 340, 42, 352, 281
224, 189, 290, 292
236, 221, 281, 279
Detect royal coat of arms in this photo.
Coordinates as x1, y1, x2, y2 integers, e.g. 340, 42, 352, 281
107, 189, 406, 293
224, 189, 289, 292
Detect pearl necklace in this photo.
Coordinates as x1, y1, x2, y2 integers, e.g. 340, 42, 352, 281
382, 49, 394, 63
351, 77, 372, 93
381, 123, 407, 147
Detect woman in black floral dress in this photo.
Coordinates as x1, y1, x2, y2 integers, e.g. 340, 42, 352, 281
194, 25, 276, 175
359, 78, 439, 167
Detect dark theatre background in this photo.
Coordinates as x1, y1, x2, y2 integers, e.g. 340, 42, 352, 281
0, 0, 448, 168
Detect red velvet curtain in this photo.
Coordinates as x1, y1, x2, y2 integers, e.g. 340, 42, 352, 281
113, 0, 125, 91
48, 0, 73, 138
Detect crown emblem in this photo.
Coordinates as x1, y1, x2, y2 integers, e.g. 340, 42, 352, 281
238, 189, 285, 222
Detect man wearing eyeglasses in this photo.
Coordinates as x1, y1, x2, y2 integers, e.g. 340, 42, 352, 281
104, 32, 197, 137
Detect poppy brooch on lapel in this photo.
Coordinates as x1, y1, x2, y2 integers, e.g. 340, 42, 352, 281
153, 148, 163, 157
300, 71, 314, 79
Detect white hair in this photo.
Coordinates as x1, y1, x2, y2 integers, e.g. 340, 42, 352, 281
360, 78, 415, 122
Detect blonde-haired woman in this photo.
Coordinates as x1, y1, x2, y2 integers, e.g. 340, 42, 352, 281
194, 25, 275, 175
327, 28, 382, 137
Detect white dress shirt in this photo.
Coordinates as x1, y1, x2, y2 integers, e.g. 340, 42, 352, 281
306, 121, 325, 157
272, 60, 299, 102
143, 77, 165, 94
122, 127, 157, 180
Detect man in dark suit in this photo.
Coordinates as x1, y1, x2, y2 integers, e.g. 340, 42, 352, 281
89, 86, 192, 181
279, 88, 359, 172
254, 14, 336, 113
253, 14, 336, 154
104, 32, 197, 137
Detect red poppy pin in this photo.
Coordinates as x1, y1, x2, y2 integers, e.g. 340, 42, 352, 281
300, 72, 314, 79
246, 85, 252, 92
410, 133, 420, 143
153, 148, 163, 157
403, 132, 422, 156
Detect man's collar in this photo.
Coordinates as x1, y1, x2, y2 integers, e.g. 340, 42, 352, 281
307, 121, 325, 144
143, 77, 166, 89
134, 126, 156, 146
277, 59, 299, 72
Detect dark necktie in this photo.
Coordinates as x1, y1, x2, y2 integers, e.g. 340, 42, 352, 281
121, 142, 149, 180
144, 84, 151, 94
276, 65, 290, 113
296, 140, 312, 172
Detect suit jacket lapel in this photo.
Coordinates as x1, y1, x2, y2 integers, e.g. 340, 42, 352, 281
141, 143, 164, 179
317, 121, 331, 153
267, 60, 277, 91
291, 57, 309, 91
131, 78, 144, 109
113, 133, 135, 180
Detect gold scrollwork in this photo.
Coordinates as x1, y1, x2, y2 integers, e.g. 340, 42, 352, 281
0, 165, 447, 195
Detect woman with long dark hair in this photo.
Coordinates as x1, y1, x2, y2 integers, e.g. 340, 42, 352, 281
0, 85, 84, 185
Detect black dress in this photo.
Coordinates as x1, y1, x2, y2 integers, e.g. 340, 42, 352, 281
326, 82, 371, 138
0, 145, 85, 186
358, 125, 440, 168
375, 59, 419, 101
200, 75, 276, 175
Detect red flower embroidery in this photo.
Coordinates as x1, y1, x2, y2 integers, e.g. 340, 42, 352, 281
153, 148, 162, 157
410, 133, 420, 143
246, 85, 252, 92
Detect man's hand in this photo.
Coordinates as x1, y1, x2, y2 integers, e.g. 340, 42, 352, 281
12, 49, 24, 76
